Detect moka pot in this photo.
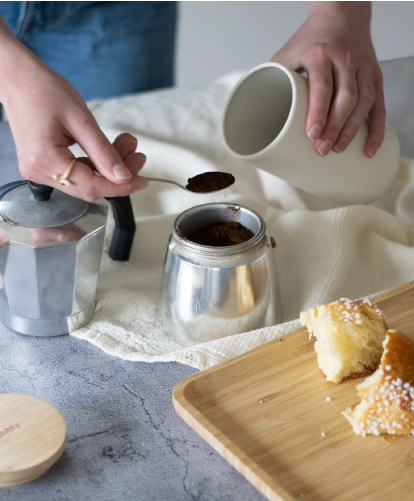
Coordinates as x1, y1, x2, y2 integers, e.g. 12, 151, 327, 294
0, 181, 135, 336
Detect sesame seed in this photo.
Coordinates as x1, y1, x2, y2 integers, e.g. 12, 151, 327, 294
385, 365, 392, 371
326, 397, 331, 402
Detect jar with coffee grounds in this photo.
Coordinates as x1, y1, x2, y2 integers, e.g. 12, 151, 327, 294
189, 221, 253, 246
158, 203, 282, 344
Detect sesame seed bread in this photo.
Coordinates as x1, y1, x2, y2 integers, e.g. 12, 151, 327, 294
342, 330, 414, 436
300, 298, 388, 384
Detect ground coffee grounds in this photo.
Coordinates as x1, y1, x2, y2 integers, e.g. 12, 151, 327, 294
186, 172, 235, 193
188, 221, 254, 246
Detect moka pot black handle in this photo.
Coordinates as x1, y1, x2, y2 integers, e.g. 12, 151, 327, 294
105, 196, 136, 262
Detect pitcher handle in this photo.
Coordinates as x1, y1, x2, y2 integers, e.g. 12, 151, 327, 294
105, 196, 136, 262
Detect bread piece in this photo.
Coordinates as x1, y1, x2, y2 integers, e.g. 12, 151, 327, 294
342, 330, 414, 436
300, 298, 388, 383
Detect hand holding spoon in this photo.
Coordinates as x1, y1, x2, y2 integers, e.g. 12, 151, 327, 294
145, 172, 235, 194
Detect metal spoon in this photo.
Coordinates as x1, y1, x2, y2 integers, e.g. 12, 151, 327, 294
145, 173, 235, 194
145, 177, 202, 193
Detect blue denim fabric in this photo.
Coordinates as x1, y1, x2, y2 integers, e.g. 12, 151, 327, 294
0, 1, 177, 101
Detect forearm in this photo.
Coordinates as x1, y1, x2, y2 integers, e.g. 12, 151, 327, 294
0, 16, 41, 100
308, 1, 371, 29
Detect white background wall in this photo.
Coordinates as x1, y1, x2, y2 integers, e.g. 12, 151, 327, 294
176, 1, 414, 88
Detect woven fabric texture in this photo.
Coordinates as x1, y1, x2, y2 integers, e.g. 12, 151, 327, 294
70, 72, 414, 370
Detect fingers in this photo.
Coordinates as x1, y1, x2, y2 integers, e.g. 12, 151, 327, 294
332, 69, 379, 155
113, 133, 138, 159
123, 152, 147, 177
363, 79, 386, 158
72, 150, 147, 179
312, 64, 384, 158
69, 159, 148, 201
22, 129, 148, 201
314, 65, 359, 156
43, 156, 148, 201
69, 113, 135, 184
305, 58, 334, 142
112, 133, 146, 176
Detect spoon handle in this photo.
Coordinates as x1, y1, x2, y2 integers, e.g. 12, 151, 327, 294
145, 177, 188, 192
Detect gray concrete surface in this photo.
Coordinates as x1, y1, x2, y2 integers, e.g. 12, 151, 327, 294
0, 122, 266, 501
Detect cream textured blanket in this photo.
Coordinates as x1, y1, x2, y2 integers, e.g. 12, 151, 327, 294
70, 72, 414, 370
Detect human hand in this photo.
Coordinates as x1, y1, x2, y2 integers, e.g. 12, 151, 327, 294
0, 19, 147, 201
271, 1, 384, 159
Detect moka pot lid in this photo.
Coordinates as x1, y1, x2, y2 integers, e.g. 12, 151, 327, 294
0, 181, 89, 228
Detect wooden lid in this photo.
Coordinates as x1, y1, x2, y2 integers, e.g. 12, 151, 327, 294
0, 394, 67, 487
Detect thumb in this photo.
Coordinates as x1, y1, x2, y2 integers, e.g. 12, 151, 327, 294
71, 113, 133, 184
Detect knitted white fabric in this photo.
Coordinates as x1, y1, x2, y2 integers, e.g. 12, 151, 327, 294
70, 72, 414, 370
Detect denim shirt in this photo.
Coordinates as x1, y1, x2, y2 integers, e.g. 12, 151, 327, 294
0, 1, 177, 100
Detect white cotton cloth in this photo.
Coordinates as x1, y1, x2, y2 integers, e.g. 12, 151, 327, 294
70, 72, 414, 370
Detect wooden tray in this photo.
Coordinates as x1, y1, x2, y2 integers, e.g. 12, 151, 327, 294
173, 281, 414, 501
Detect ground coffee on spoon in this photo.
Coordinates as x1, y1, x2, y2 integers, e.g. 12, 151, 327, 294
186, 172, 235, 193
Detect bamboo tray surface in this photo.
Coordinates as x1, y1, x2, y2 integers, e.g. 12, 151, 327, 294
173, 281, 414, 501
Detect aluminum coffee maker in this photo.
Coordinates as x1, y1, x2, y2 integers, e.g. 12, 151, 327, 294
0, 181, 135, 336
159, 203, 282, 344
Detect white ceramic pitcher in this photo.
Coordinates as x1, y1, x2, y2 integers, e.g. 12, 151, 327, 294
222, 62, 400, 205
